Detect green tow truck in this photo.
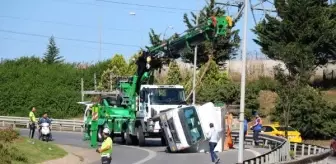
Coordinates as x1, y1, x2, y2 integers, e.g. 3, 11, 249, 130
79, 15, 233, 148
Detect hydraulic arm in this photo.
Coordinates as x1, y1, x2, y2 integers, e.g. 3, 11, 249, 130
134, 15, 233, 92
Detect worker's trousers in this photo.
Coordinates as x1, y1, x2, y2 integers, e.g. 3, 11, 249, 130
101, 156, 111, 164
209, 142, 218, 162
253, 130, 260, 146
29, 123, 36, 139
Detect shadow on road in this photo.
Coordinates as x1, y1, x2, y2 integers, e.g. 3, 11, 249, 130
112, 137, 163, 147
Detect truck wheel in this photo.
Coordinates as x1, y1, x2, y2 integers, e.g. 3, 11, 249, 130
110, 130, 115, 141
165, 146, 172, 153
121, 132, 126, 144
125, 129, 133, 145
97, 126, 103, 142
87, 124, 91, 137
136, 126, 145, 146
161, 135, 167, 146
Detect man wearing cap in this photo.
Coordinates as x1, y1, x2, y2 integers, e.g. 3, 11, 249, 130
96, 128, 113, 164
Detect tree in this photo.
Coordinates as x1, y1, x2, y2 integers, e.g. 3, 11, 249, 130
99, 54, 138, 90
271, 65, 336, 139
181, 0, 241, 67
165, 60, 182, 85
253, 0, 336, 81
42, 36, 63, 64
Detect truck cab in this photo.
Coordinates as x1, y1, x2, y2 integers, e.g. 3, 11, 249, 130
135, 85, 187, 145
158, 105, 205, 152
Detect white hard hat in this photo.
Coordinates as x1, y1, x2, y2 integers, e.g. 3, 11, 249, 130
103, 128, 110, 134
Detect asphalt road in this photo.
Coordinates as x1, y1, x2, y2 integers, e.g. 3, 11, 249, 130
19, 129, 291, 164
327, 155, 336, 164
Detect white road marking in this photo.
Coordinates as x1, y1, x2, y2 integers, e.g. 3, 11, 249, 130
120, 145, 157, 164
246, 149, 261, 157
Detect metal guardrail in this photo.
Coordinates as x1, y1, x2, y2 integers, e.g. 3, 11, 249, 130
231, 131, 332, 164
0, 116, 84, 132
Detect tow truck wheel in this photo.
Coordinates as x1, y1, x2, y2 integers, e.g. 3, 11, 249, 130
136, 125, 145, 146
110, 130, 115, 141
125, 129, 133, 145
121, 132, 126, 144
97, 126, 103, 142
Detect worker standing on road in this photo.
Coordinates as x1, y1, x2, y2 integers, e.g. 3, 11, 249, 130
244, 117, 248, 142
96, 128, 113, 164
206, 123, 220, 163
28, 107, 37, 139
251, 114, 262, 146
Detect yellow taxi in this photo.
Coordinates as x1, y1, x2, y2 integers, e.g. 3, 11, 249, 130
261, 122, 302, 143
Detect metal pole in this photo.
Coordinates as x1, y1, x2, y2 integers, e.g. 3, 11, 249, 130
192, 14, 199, 105
98, 10, 102, 61
94, 73, 97, 91
238, 0, 249, 163
109, 73, 113, 91
81, 78, 84, 102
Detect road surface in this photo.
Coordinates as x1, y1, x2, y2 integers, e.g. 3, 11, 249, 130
19, 129, 276, 164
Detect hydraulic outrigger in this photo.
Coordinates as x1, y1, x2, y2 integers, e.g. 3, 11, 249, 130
84, 15, 233, 148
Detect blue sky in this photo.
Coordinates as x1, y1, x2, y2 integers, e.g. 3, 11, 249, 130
0, 0, 273, 63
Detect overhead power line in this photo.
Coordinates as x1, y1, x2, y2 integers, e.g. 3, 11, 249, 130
52, 0, 193, 13
0, 29, 141, 48
0, 15, 140, 32
96, 0, 198, 11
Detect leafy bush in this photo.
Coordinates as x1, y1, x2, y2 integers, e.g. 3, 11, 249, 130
0, 128, 27, 164
0, 128, 19, 142
0, 56, 109, 119
273, 85, 336, 139
0, 142, 28, 164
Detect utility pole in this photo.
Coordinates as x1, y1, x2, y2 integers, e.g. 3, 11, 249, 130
192, 13, 200, 105
109, 73, 113, 91
238, 0, 248, 163
94, 73, 97, 91
99, 16, 102, 61
81, 78, 84, 102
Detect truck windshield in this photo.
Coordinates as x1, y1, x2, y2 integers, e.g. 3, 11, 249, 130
179, 106, 204, 145
149, 88, 186, 105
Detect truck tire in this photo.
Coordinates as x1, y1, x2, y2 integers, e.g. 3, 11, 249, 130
136, 126, 145, 146
121, 132, 126, 144
97, 126, 104, 142
165, 146, 172, 153
161, 135, 166, 146
110, 130, 115, 141
125, 129, 133, 145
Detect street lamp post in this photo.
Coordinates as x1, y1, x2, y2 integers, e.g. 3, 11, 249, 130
192, 13, 200, 105
237, 0, 249, 163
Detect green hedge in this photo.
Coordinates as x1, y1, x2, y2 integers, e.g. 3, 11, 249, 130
0, 57, 109, 119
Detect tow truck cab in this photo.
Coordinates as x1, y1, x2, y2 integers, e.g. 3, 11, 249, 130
158, 105, 205, 152
137, 85, 187, 136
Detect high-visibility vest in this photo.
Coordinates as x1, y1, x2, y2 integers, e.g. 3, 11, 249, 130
92, 105, 99, 121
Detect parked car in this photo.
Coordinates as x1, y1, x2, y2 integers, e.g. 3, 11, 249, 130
261, 123, 302, 143
331, 137, 336, 156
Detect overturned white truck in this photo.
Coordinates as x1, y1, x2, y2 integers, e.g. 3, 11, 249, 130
155, 102, 225, 153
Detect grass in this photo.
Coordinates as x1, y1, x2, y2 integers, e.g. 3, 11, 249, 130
11, 137, 67, 164
322, 89, 336, 104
